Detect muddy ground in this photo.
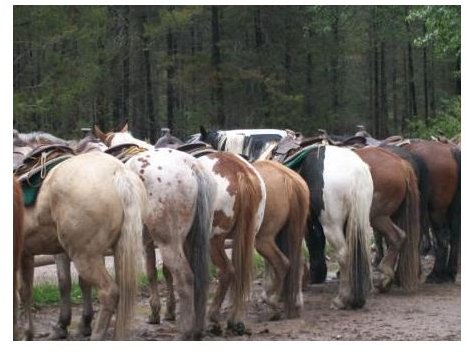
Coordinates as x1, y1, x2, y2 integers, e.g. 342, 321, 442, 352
23, 255, 460, 341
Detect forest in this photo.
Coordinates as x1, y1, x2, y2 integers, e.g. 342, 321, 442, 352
13, 5, 460, 142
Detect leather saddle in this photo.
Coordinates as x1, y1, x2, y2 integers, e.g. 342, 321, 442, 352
176, 142, 217, 158
105, 143, 147, 163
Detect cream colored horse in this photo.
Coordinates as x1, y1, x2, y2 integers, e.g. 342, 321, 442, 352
19, 151, 147, 340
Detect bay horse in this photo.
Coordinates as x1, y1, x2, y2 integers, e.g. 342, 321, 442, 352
154, 133, 267, 335
16, 150, 147, 340
401, 140, 461, 283
13, 175, 24, 340
94, 123, 216, 340
252, 160, 309, 319
355, 147, 421, 292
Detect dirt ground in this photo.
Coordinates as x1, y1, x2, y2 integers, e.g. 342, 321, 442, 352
24, 255, 460, 341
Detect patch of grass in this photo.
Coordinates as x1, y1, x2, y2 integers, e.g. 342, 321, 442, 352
33, 281, 95, 307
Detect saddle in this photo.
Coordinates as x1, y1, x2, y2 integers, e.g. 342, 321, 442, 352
14, 144, 75, 181
14, 144, 75, 206
176, 142, 217, 158
271, 130, 325, 167
105, 143, 148, 163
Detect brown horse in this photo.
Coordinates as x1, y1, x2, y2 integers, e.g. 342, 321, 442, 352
402, 140, 461, 283
355, 147, 421, 292
252, 160, 310, 319
13, 176, 24, 340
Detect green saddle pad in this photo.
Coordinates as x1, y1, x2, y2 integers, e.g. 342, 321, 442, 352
283, 145, 316, 170
19, 157, 71, 207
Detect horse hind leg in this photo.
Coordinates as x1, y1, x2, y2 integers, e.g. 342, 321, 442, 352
72, 256, 119, 340
371, 216, 405, 292
158, 244, 197, 340
162, 264, 176, 321
49, 253, 72, 340
143, 229, 162, 324
255, 231, 290, 320
19, 255, 35, 340
208, 235, 234, 334
78, 276, 94, 337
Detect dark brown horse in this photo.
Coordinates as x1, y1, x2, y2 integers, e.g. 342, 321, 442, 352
402, 140, 461, 283
13, 176, 24, 340
355, 147, 421, 292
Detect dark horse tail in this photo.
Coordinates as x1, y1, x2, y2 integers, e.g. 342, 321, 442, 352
185, 167, 215, 338
395, 161, 421, 292
384, 145, 430, 254
275, 165, 310, 318
447, 147, 461, 280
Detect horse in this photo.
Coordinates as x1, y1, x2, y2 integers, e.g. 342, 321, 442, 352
252, 160, 309, 319
188, 126, 287, 161
154, 132, 267, 335
94, 123, 216, 340
401, 140, 461, 283
353, 129, 461, 283
16, 148, 147, 340
355, 147, 421, 292
13, 175, 24, 340
263, 141, 374, 309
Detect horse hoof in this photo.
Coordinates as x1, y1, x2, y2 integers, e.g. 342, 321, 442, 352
207, 323, 223, 336
269, 311, 282, 321
176, 330, 203, 341
163, 313, 176, 322
426, 272, 448, 284
147, 313, 160, 325
226, 320, 249, 336
78, 323, 92, 337
48, 326, 68, 340
330, 297, 347, 310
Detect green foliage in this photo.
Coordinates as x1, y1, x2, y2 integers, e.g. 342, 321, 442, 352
407, 6, 460, 58
33, 281, 96, 306
408, 96, 461, 139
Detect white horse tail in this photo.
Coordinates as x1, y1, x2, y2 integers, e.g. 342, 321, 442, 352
186, 164, 215, 337
112, 168, 147, 339
345, 163, 373, 308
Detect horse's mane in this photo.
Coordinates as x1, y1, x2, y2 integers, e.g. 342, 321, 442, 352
14, 131, 68, 147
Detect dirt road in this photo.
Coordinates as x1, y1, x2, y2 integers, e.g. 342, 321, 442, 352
26, 256, 460, 341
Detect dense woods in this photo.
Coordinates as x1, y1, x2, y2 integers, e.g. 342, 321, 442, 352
13, 5, 460, 142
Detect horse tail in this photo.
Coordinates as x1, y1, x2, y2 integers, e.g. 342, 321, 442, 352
112, 168, 147, 339
447, 147, 461, 279
231, 171, 263, 316
185, 165, 215, 336
345, 164, 373, 309
396, 161, 421, 292
13, 176, 24, 339
276, 167, 309, 318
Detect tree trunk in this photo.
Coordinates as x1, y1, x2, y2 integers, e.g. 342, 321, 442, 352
422, 23, 429, 126
166, 7, 176, 132
211, 6, 225, 127
405, 8, 417, 118
380, 41, 388, 136
429, 44, 436, 117
374, 42, 380, 138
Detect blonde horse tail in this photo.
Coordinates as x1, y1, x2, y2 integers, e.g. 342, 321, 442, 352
279, 167, 309, 318
185, 166, 215, 337
232, 172, 262, 316
396, 161, 421, 292
112, 168, 147, 339
346, 164, 373, 308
